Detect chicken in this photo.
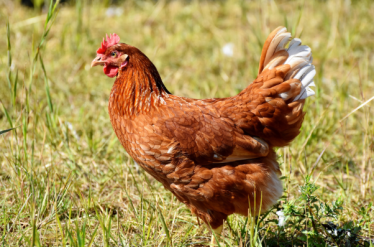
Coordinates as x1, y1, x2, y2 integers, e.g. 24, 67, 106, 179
91, 27, 315, 244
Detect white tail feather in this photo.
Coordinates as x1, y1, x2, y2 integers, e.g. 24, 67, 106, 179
264, 28, 316, 102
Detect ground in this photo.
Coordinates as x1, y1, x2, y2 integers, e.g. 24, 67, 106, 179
0, 0, 373, 246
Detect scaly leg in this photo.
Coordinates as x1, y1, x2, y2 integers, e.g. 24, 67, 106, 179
210, 225, 223, 246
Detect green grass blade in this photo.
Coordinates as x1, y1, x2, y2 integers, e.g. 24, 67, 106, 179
158, 208, 172, 246
1, 103, 13, 128
12, 70, 18, 107
87, 223, 99, 247
0, 127, 17, 136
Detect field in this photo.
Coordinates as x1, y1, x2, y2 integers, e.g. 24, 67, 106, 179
1, 0, 374, 246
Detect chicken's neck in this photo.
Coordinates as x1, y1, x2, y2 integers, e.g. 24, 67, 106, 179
109, 59, 170, 119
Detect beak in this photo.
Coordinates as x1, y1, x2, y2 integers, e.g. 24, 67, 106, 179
91, 56, 106, 67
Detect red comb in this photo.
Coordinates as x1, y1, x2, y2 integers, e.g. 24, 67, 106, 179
97, 33, 120, 55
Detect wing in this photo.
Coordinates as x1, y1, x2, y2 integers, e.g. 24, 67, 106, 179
142, 96, 270, 165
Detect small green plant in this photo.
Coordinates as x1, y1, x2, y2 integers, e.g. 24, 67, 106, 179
256, 174, 373, 246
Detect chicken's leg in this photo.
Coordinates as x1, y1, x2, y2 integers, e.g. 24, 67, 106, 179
210, 225, 223, 246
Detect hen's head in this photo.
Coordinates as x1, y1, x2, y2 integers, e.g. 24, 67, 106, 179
91, 33, 142, 78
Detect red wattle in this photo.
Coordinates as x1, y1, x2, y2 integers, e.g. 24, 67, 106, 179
103, 65, 118, 78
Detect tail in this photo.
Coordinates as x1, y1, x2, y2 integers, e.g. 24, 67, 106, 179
258, 26, 316, 102
240, 26, 316, 146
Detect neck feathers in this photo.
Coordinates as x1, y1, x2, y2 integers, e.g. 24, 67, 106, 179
109, 56, 170, 119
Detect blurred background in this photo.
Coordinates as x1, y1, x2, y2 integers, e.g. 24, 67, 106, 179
0, 0, 373, 246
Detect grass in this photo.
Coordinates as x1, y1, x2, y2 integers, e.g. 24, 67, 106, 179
1, 0, 374, 246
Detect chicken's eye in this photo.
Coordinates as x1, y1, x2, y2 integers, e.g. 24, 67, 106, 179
111, 52, 117, 57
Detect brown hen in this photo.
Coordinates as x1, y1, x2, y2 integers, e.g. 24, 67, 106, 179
91, 27, 315, 244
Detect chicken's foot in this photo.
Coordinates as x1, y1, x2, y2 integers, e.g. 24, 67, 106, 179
210, 225, 223, 246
